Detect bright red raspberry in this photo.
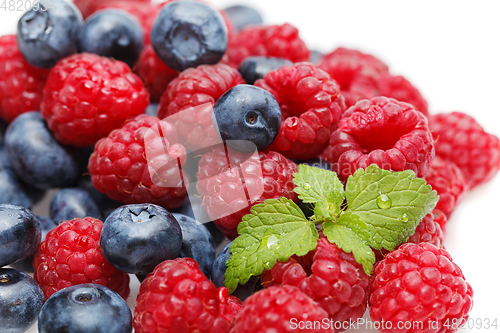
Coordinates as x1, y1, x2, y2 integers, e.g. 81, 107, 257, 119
133, 258, 241, 333
89, 114, 188, 209
407, 212, 445, 248
33, 217, 130, 300
229, 285, 332, 333
0, 35, 50, 123
261, 236, 370, 330
197, 146, 298, 239
157, 63, 245, 150
321, 96, 435, 179
370, 243, 473, 333
255, 62, 346, 160
74, 0, 150, 18
429, 112, 500, 188
41, 53, 149, 147
134, 44, 179, 103
432, 208, 448, 232
378, 74, 429, 117
425, 156, 468, 216
224, 23, 310, 69
318, 47, 388, 108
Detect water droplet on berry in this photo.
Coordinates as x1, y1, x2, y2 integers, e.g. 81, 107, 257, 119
377, 194, 392, 209
401, 213, 409, 223
267, 235, 279, 249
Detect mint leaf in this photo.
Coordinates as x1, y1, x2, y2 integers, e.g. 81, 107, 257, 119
224, 198, 319, 293
293, 164, 345, 219
345, 165, 438, 251
323, 214, 376, 274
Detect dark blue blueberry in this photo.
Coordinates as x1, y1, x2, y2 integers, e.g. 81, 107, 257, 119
172, 213, 215, 277
151, 1, 228, 72
309, 49, 323, 64
38, 283, 132, 333
0, 268, 44, 333
0, 204, 40, 267
5, 112, 81, 190
211, 241, 261, 301
50, 188, 101, 224
212, 84, 281, 152
223, 5, 263, 32
0, 149, 34, 209
10, 216, 57, 273
100, 203, 183, 274
77, 175, 120, 218
17, 0, 83, 68
145, 103, 159, 117
78, 9, 144, 67
238, 56, 292, 84
0, 119, 6, 146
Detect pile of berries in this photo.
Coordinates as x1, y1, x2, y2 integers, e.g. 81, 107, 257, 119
0, 1, 498, 333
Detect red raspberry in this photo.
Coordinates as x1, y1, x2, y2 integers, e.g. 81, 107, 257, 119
261, 236, 370, 330
0, 35, 50, 123
157, 63, 245, 150
41, 53, 149, 147
378, 74, 429, 117
224, 23, 310, 69
33, 217, 130, 300
197, 146, 298, 239
74, 0, 149, 18
407, 212, 445, 248
133, 258, 241, 333
369, 243, 473, 333
429, 112, 500, 188
229, 285, 332, 333
321, 96, 435, 179
255, 63, 346, 160
432, 208, 448, 232
318, 47, 388, 108
134, 44, 179, 102
89, 114, 188, 209
425, 156, 468, 216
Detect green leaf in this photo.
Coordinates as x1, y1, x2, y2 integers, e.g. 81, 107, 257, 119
323, 214, 376, 274
345, 164, 439, 251
224, 198, 319, 293
293, 164, 345, 219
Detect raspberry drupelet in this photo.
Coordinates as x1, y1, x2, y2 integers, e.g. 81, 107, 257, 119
378, 74, 429, 117
88, 114, 189, 210
255, 62, 346, 160
74, 0, 150, 18
321, 96, 435, 179
41, 53, 149, 147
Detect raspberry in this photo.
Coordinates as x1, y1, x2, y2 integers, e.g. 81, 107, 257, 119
133, 258, 241, 333
134, 44, 179, 102
432, 208, 448, 232
157, 63, 245, 150
224, 23, 310, 69
229, 285, 332, 333
321, 96, 435, 179
425, 156, 469, 216
255, 63, 346, 160
261, 236, 370, 329
197, 146, 298, 239
407, 212, 445, 248
318, 47, 388, 108
41, 53, 149, 147
378, 74, 429, 117
369, 243, 473, 333
33, 217, 130, 300
89, 114, 188, 209
429, 112, 500, 188
74, 0, 149, 18
0, 35, 50, 123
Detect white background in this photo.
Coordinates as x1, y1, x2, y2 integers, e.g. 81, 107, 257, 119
1, 0, 499, 332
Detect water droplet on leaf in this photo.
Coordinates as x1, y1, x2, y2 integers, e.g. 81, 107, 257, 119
267, 235, 279, 248
304, 183, 311, 190
377, 194, 392, 209
401, 213, 408, 223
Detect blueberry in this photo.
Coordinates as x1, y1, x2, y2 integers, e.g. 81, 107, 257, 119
223, 5, 263, 32
212, 84, 281, 152
309, 49, 323, 64
100, 203, 183, 274
78, 9, 143, 67
38, 283, 132, 333
238, 56, 292, 84
0, 149, 35, 209
17, 0, 83, 68
211, 242, 261, 301
151, 1, 228, 72
10, 216, 57, 273
50, 188, 101, 224
172, 213, 215, 277
0, 120, 6, 146
0, 268, 44, 333
145, 103, 159, 117
0, 204, 40, 268
5, 112, 81, 190
77, 175, 120, 217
